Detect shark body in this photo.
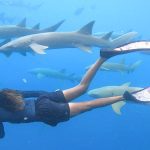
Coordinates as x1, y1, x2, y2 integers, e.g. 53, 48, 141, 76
86, 59, 142, 73
29, 68, 81, 83
0, 21, 138, 56
99, 59, 142, 73
0, 18, 64, 40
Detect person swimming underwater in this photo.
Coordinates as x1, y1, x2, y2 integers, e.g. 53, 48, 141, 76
0, 41, 150, 139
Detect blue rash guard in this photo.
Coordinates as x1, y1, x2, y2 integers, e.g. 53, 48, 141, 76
0, 90, 70, 139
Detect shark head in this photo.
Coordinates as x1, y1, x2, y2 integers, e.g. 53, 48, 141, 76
88, 88, 114, 98
0, 37, 30, 56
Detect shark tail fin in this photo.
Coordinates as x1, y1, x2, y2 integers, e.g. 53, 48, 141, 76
111, 101, 126, 115
41, 20, 65, 32
77, 21, 95, 35
128, 60, 142, 73
110, 32, 138, 48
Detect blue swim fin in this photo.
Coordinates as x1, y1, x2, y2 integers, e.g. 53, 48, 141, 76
0, 122, 5, 139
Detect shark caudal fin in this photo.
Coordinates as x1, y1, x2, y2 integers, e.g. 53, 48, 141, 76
41, 20, 65, 32
111, 101, 126, 115
128, 60, 142, 73
110, 31, 138, 48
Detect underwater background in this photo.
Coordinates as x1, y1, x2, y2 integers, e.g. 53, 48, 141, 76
0, 0, 150, 149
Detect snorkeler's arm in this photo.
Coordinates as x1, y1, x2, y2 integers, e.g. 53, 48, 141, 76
16, 90, 50, 98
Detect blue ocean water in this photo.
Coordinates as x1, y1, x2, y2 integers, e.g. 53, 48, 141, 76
0, 0, 150, 149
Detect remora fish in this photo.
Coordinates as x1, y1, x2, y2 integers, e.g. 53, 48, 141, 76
86, 59, 142, 73
88, 82, 143, 115
0, 21, 138, 56
0, 18, 65, 40
29, 68, 81, 83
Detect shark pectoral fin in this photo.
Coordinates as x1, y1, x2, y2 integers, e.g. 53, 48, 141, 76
37, 73, 45, 79
75, 44, 92, 53
29, 43, 48, 54
77, 21, 95, 35
17, 18, 26, 27
32, 23, 40, 30
111, 101, 126, 115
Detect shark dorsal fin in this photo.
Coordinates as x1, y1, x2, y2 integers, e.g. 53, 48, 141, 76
121, 82, 131, 87
17, 18, 26, 27
101, 31, 113, 40
41, 20, 65, 32
77, 21, 95, 35
32, 23, 40, 30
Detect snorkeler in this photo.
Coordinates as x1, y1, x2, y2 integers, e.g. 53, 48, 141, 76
0, 41, 150, 139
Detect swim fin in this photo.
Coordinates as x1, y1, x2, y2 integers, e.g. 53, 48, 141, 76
123, 87, 150, 103
100, 41, 150, 58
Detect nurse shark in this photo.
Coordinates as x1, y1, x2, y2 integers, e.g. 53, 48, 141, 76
29, 68, 81, 83
88, 82, 143, 115
0, 18, 65, 40
86, 59, 142, 73
0, 21, 138, 56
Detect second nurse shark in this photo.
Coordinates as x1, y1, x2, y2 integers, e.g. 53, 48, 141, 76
0, 21, 138, 56
88, 82, 143, 115
0, 18, 65, 40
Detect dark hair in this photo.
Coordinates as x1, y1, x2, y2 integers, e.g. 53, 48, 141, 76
0, 89, 25, 112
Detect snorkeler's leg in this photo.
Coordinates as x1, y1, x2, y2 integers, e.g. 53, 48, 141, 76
63, 57, 107, 102
69, 96, 124, 117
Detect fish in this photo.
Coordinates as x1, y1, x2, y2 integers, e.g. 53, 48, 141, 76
0, 18, 65, 40
86, 59, 142, 73
88, 82, 143, 115
28, 68, 81, 83
0, 21, 138, 57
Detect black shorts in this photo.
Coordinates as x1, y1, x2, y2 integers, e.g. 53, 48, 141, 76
35, 90, 70, 126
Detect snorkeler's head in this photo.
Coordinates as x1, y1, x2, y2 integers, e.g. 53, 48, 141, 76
0, 89, 25, 112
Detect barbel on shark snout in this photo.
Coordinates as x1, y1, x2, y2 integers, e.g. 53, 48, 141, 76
0, 21, 138, 57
